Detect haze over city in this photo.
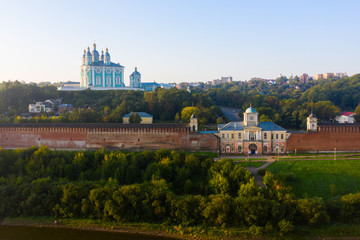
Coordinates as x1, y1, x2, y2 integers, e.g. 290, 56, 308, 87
1, 0, 359, 84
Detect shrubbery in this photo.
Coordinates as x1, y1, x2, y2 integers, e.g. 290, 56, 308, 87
0, 147, 360, 234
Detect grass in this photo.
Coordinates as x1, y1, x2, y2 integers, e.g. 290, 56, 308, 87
236, 162, 265, 168
266, 160, 360, 200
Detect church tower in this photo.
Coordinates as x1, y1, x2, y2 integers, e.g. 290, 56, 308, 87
129, 67, 142, 88
190, 113, 198, 133
307, 113, 318, 132
243, 105, 259, 127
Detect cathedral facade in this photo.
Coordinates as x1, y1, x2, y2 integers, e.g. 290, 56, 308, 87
80, 43, 125, 89
217, 106, 288, 155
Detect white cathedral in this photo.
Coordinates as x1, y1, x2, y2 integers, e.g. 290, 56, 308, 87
80, 43, 125, 89
57, 43, 150, 91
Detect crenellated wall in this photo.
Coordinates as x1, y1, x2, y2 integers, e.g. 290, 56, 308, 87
287, 126, 360, 153
0, 123, 219, 152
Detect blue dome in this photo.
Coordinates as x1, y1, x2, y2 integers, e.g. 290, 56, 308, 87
130, 67, 141, 76
86, 47, 92, 56
245, 107, 257, 113
92, 49, 99, 56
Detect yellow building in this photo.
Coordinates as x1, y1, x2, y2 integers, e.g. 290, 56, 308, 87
123, 112, 153, 124
217, 106, 287, 155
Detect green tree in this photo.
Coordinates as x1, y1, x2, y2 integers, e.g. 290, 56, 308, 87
129, 112, 142, 123
181, 106, 200, 123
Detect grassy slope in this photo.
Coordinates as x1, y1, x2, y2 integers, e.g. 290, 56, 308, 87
266, 160, 360, 200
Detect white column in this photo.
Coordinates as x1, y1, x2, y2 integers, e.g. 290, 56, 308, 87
103, 68, 106, 87
121, 68, 124, 87
92, 67, 94, 86
102, 67, 105, 87
113, 67, 115, 88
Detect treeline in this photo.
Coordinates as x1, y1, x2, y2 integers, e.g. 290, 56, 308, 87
0, 81, 221, 125
1, 147, 360, 234
2, 74, 360, 129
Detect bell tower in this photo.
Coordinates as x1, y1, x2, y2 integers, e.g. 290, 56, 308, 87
307, 113, 318, 132
243, 105, 259, 127
190, 114, 198, 133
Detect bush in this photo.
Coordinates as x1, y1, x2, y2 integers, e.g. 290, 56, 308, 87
278, 219, 294, 234
296, 198, 329, 225
248, 225, 263, 236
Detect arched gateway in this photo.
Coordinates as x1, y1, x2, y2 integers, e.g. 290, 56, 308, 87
249, 144, 257, 155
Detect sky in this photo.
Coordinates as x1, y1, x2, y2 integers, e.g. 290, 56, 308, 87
0, 0, 359, 85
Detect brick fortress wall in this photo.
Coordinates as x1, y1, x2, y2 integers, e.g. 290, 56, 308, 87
0, 123, 219, 152
287, 124, 360, 152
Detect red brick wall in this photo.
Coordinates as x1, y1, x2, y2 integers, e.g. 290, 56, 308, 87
0, 126, 219, 152
287, 132, 360, 152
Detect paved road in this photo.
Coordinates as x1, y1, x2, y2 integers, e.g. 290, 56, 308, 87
219, 106, 242, 121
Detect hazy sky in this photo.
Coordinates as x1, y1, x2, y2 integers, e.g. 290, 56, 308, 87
1, 0, 359, 85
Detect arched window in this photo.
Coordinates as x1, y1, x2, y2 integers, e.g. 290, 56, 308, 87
96, 76, 101, 85
106, 76, 111, 87
263, 146, 268, 154
238, 146, 242, 153
264, 133, 267, 140
238, 133, 241, 139
250, 132, 255, 141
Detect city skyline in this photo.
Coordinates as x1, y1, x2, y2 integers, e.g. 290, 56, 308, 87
0, 0, 359, 85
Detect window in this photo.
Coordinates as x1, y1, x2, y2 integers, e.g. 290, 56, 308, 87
264, 133, 267, 140
238, 133, 241, 139
106, 76, 111, 86
250, 132, 254, 141
238, 146, 242, 153
231, 134, 234, 139
231, 147, 234, 153
222, 148, 225, 153
116, 76, 120, 85
271, 134, 273, 139
222, 134, 225, 138
227, 134, 229, 138
276, 134, 278, 139
281, 134, 283, 139
96, 76, 101, 85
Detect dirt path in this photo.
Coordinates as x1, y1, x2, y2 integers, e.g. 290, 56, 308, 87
245, 160, 275, 187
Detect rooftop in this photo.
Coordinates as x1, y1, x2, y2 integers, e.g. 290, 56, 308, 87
218, 121, 286, 131
123, 112, 153, 118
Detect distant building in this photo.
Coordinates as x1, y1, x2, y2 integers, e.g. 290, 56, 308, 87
129, 67, 142, 88
207, 76, 233, 86
62, 81, 80, 88
313, 72, 347, 80
29, 102, 53, 113
142, 82, 160, 91
123, 112, 153, 124
336, 112, 355, 124
300, 73, 309, 84
159, 83, 173, 89
313, 74, 323, 80
80, 43, 125, 89
58, 104, 74, 114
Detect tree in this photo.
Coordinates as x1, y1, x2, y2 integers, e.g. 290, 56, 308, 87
181, 106, 200, 123
129, 112, 142, 123
354, 104, 360, 123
